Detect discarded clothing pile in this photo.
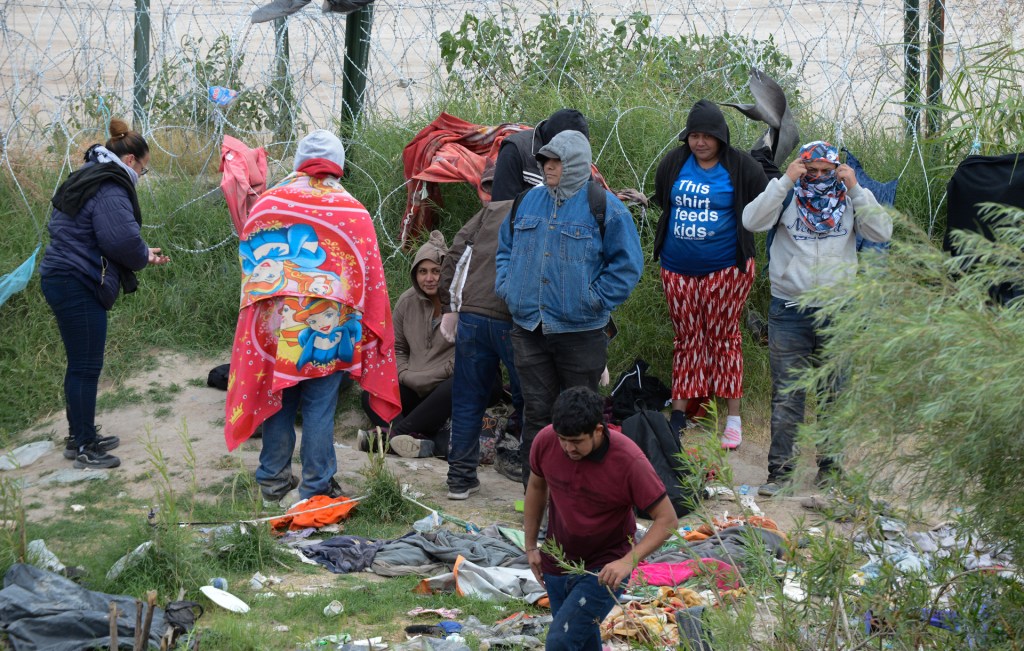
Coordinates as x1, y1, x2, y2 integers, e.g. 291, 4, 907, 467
853, 517, 1016, 579
460, 611, 552, 648
0, 563, 179, 650
648, 519, 787, 571
287, 529, 527, 578
601, 587, 703, 646
413, 556, 546, 604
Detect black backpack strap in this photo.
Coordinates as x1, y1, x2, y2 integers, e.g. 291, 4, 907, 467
587, 178, 606, 238
507, 187, 531, 241
765, 187, 795, 268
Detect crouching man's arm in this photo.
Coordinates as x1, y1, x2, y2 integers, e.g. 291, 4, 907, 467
523, 472, 549, 587
597, 495, 678, 588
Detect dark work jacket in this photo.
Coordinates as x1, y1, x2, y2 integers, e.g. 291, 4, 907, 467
489, 129, 544, 202
652, 144, 768, 269
39, 162, 149, 309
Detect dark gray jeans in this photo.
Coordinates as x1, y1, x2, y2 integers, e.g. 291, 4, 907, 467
511, 324, 607, 488
767, 297, 840, 481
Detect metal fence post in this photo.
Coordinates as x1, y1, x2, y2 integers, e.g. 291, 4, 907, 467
904, 0, 921, 136
342, 5, 374, 128
133, 0, 151, 128
273, 17, 294, 141
926, 0, 945, 138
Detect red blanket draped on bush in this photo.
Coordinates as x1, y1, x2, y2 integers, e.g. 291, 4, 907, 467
224, 173, 401, 451
400, 112, 530, 244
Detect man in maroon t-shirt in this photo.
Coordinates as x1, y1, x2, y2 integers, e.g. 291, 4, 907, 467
525, 387, 678, 650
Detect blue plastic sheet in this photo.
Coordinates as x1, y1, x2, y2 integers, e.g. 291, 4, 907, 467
0, 245, 39, 308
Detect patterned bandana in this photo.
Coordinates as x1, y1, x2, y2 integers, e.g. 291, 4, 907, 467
794, 140, 846, 233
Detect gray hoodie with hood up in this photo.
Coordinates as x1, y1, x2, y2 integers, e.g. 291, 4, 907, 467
535, 130, 592, 204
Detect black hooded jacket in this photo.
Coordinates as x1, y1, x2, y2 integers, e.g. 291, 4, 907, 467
652, 99, 768, 268
489, 109, 590, 201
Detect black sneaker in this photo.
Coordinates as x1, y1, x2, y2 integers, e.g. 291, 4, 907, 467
63, 430, 120, 460
73, 442, 121, 469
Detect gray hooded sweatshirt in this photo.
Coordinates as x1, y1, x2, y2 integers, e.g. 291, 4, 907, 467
536, 130, 591, 204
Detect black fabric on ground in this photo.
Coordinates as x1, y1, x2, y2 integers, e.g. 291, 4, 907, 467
303, 535, 386, 573
619, 409, 697, 517
0, 563, 169, 651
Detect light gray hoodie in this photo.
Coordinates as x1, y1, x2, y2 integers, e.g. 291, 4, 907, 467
742, 175, 893, 306
536, 130, 591, 204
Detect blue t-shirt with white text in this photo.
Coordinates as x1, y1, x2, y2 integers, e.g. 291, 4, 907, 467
659, 156, 737, 276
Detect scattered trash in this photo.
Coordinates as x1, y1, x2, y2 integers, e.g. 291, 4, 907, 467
309, 634, 351, 647
116, 491, 128, 498
27, 539, 65, 574
704, 484, 735, 500
334, 442, 352, 449
43, 468, 110, 484
782, 578, 807, 602
401, 483, 425, 499
739, 494, 764, 516
324, 600, 345, 617
249, 572, 283, 590
413, 511, 442, 532
106, 540, 154, 581
408, 607, 462, 619
200, 585, 250, 614
70, 504, 85, 513
207, 85, 239, 107
274, 624, 291, 632
739, 484, 750, 495
0, 441, 52, 470
210, 577, 229, 591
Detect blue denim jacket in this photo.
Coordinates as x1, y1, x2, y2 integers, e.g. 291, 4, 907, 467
494, 184, 643, 334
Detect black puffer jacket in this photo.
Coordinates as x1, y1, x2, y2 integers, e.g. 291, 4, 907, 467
39, 161, 149, 309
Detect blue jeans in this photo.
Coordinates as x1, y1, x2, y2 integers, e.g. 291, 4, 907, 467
544, 573, 622, 650
511, 325, 606, 488
257, 372, 343, 500
767, 296, 840, 481
40, 273, 107, 448
446, 313, 522, 492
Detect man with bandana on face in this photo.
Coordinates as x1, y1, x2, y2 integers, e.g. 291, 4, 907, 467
741, 141, 892, 497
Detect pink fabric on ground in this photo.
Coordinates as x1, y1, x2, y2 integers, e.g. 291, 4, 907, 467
630, 558, 740, 591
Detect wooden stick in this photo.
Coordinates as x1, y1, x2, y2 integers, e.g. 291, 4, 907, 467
138, 591, 157, 651
133, 599, 143, 650
109, 602, 119, 649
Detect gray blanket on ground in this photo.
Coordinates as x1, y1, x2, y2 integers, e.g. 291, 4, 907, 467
0, 563, 169, 651
371, 530, 528, 577
648, 526, 787, 569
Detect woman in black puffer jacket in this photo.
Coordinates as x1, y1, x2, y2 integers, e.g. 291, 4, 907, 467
39, 118, 169, 469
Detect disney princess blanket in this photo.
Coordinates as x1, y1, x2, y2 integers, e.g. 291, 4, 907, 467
224, 173, 401, 450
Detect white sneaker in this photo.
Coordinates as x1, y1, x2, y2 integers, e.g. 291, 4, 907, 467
390, 435, 434, 458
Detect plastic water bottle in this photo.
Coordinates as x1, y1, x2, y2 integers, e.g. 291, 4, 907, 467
739, 484, 750, 495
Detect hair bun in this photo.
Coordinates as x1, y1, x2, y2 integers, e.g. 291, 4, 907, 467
108, 118, 131, 140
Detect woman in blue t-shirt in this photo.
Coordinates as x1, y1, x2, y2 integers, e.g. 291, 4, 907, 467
652, 100, 768, 448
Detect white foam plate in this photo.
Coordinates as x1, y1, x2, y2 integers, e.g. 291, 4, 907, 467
200, 585, 251, 613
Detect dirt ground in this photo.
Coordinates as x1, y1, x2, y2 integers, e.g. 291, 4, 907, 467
5, 351, 826, 536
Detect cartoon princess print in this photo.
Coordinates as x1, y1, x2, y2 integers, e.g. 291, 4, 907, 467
276, 297, 306, 364
294, 299, 363, 370
240, 224, 328, 296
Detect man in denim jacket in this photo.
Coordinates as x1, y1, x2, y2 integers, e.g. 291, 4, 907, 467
495, 130, 643, 488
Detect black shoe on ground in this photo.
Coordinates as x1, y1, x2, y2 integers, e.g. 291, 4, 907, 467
815, 466, 845, 489
73, 442, 121, 469
63, 430, 120, 460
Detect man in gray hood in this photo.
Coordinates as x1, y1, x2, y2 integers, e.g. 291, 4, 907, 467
495, 130, 644, 489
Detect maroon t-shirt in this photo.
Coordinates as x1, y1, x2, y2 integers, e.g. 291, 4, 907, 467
530, 424, 667, 575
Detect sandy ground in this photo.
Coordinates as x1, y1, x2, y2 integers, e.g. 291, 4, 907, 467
4, 351, 826, 533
